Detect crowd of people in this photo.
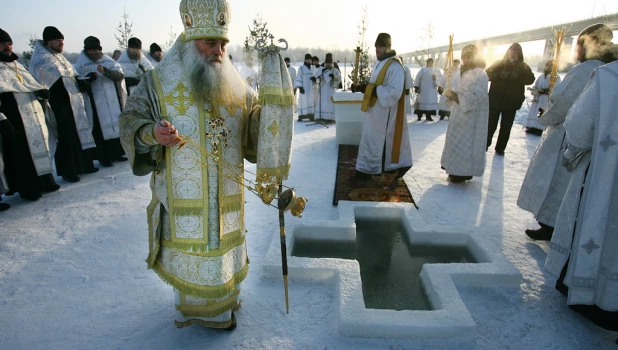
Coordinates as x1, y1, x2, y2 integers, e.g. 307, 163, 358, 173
1, 0, 616, 341
350, 25, 617, 341
0, 25, 166, 212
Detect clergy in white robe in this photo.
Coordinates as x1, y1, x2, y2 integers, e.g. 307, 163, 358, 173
414, 58, 442, 121
294, 53, 316, 121
285, 57, 297, 112
119, 0, 293, 330
29, 27, 98, 183
354, 33, 412, 183
544, 59, 618, 332
117, 37, 154, 95
147, 43, 164, 68
75, 36, 127, 167
440, 45, 488, 183
437, 59, 461, 120
517, 24, 614, 240
523, 60, 560, 135
0, 28, 58, 200
314, 53, 341, 121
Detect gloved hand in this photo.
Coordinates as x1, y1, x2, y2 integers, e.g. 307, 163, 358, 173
36, 89, 50, 100
138, 64, 147, 73
86, 72, 98, 82
329, 73, 334, 78
310, 76, 317, 82
414, 86, 420, 94
298, 87, 305, 94
404, 89, 410, 95
0, 119, 19, 140
537, 89, 549, 95
437, 87, 444, 95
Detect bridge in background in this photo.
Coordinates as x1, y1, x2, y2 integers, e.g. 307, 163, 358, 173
400, 13, 618, 64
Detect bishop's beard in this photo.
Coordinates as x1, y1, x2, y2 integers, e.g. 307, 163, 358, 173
181, 41, 242, 106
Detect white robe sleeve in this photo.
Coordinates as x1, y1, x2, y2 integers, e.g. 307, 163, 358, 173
294, 66, 303, 89
413, 68, 423, 88
564, 76, 597, 155
457, 69, 489, 113
376, 62, 405, 108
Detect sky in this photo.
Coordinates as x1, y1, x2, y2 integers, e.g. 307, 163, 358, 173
1, 68, 616, 348
3, 0, 618, 58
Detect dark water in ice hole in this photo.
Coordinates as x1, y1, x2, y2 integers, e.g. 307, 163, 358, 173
292, 218, 477, 311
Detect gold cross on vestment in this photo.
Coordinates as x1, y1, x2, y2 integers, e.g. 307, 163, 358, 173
162, 82, 195, 115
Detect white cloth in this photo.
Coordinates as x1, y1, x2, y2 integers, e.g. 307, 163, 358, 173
314, 66, 340, 120
545, 61, 618, 310
438, 67, 461, 113
523, 73, 559, 130
294, 64, 316, 116
0, 60, 53, 176
28, 40, 95, 150
146, 53, 160, 68
74, 52, 126, 140
517, 60, 605, 225
117, 50, 153, 94
440, 67, 489, 176
403, 64, 414, 115
287, 65, 297, 111
356, 57, 412, 174
414, 67, 441, 111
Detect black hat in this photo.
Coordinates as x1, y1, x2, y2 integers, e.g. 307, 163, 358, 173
325, 53, 333, 63
150, 42, 162, 55
375, 33, 391, 47
128, 37, 142, 50
304, 53, 312, 60
284, 57, 290, 63
43, 26, 64, 42
312, 56, 319, 62
84, 36, 102, 51
0, 28, 12, 43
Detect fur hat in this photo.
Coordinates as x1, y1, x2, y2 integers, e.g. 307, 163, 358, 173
304, 53, 312, 60
312, 56, 319, 62
128, 37, 142, 50
179, 0, 231, 41
150, 42, 162, 55
325, 53, 333, 63
375, 33, 391, 47
461, 44, 478, 59
284, 57, 290, 63
43, 26, 64, 42
84, 36, 102, 51
0, 28, 12, 43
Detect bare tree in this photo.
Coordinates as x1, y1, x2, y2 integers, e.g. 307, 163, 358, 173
348, 5, 372, 88
115, 8, 134, 50
166, 25, 177, 51
414, 21, 441, 67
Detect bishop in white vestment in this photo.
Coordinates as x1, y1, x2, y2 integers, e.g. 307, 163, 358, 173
120, 0, 293, 330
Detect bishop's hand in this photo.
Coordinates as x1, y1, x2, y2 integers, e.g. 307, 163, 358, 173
155, 120, 182, 147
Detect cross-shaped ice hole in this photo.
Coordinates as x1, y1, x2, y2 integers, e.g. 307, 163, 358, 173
263, 201, 522, 340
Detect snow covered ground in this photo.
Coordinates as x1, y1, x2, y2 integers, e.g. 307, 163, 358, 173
1, 98, 616, 349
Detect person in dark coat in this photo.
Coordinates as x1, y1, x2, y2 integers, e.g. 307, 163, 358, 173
485, 43, 535, 155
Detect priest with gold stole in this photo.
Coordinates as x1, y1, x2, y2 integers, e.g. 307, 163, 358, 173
120, 0, 293, 330
352, 33, 412, 186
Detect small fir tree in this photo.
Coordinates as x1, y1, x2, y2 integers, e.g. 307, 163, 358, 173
115, 8, 134, 50
348, 6, 372, 88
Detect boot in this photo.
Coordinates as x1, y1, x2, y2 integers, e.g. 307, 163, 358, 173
525, 223, 554, 241
426, 115, 434, 121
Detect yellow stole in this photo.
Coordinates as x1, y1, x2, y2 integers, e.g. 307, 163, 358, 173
361, 57, 406, 164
